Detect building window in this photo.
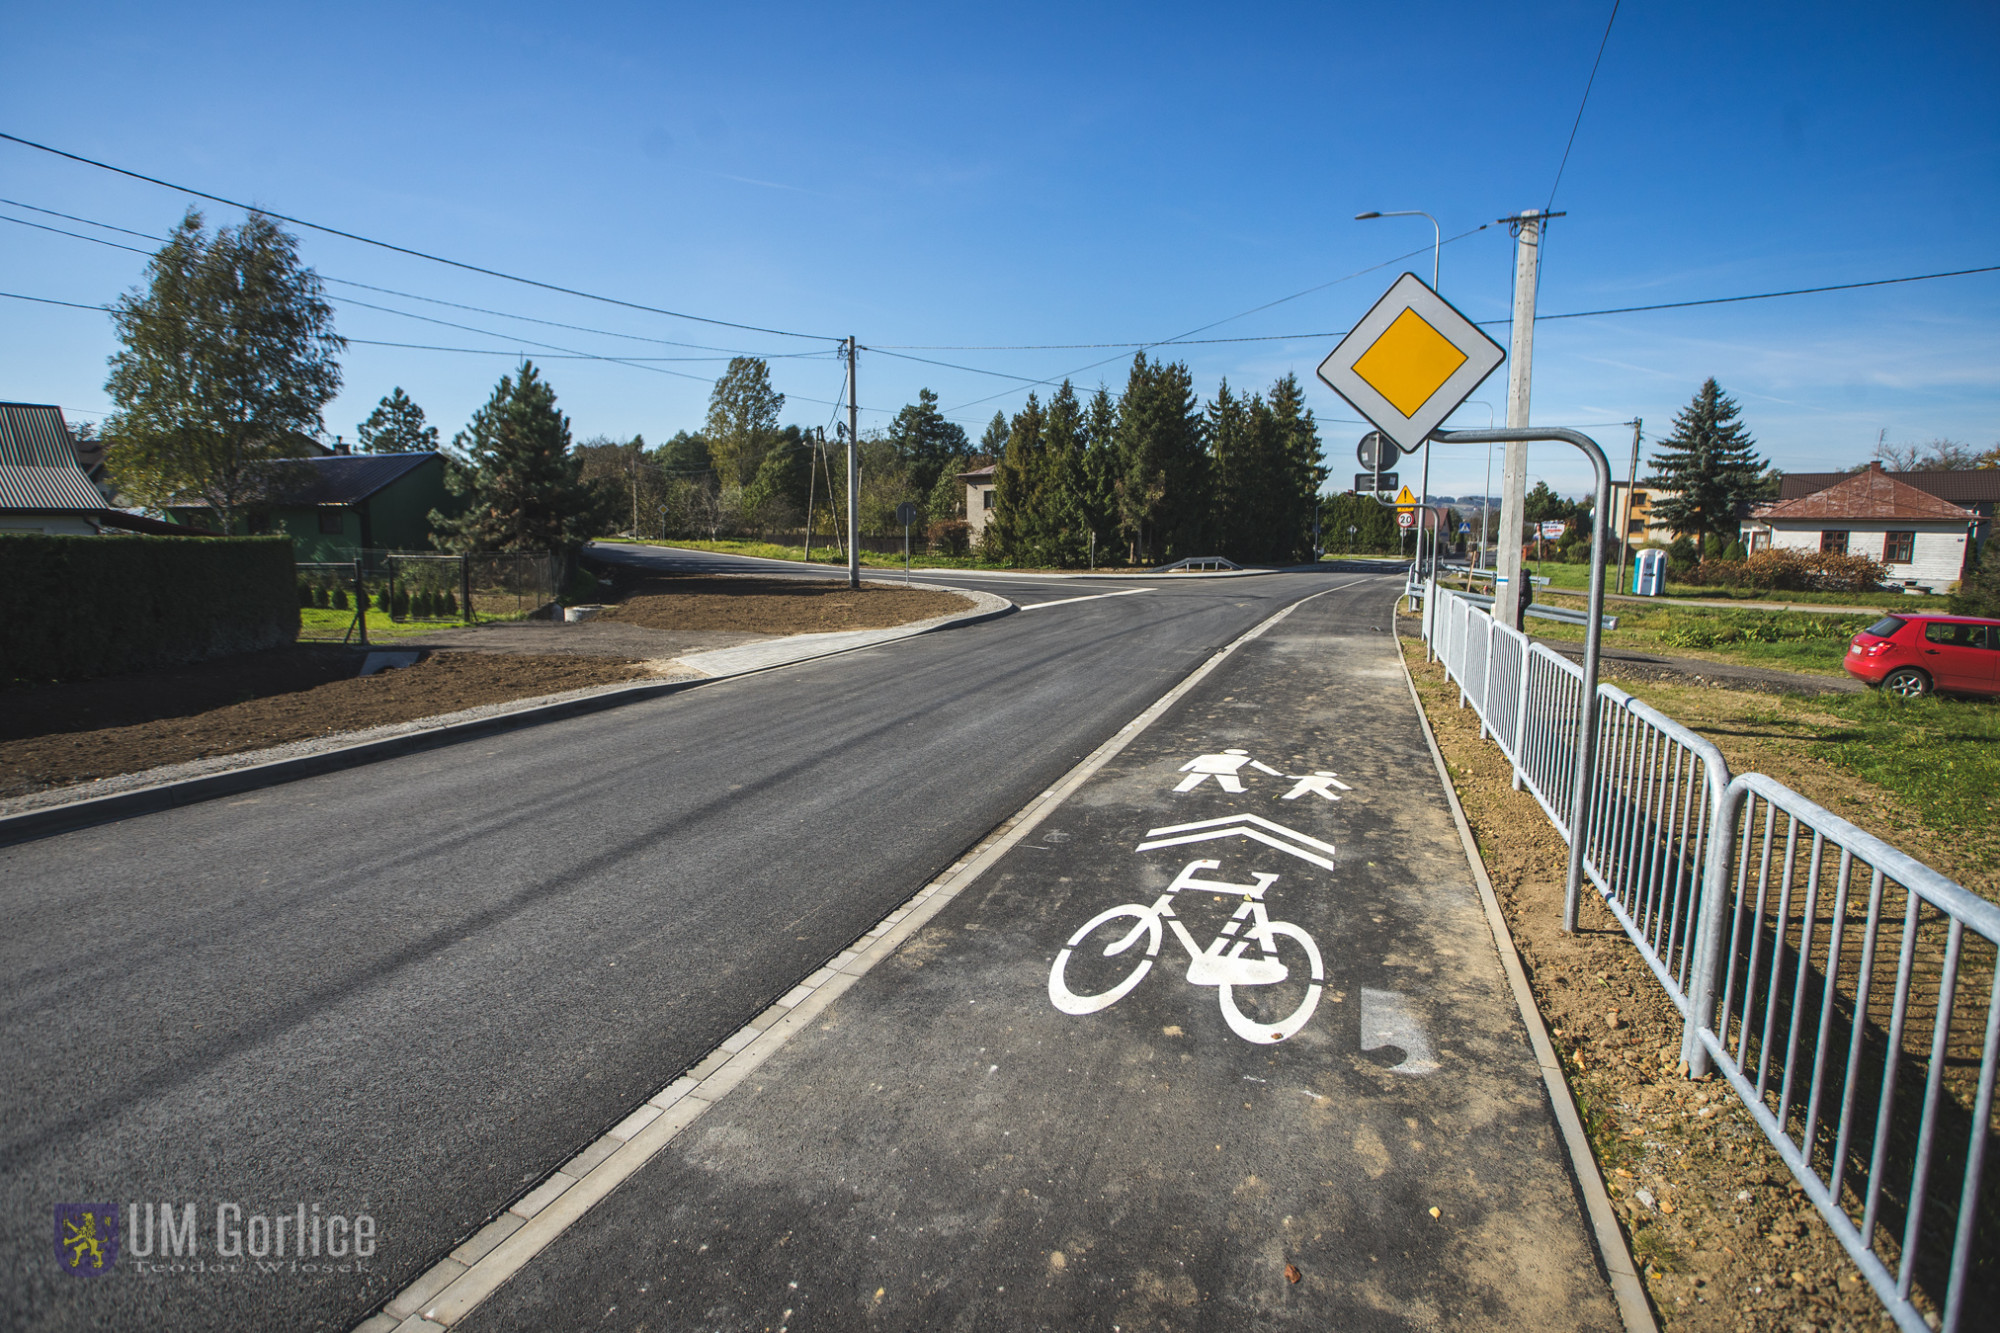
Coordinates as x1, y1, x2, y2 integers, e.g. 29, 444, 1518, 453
319, 507, 346, 535
1820, 530, 1849, 555
1627, 518, 1645, 535
982, 489, 994, 511
1882, 531, 1914, 563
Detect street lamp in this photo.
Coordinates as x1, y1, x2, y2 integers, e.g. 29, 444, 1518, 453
1354, 209, 1441, 290
1357, 208, 1445, 580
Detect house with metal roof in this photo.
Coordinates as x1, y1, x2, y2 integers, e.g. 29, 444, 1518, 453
194, 450, 464, 561
0, 403, 110, 535
1746, 463, 1977, 593
1777, 467, 1997, 546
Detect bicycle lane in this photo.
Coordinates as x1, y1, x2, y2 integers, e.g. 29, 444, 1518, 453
455, 589, 1624, 1332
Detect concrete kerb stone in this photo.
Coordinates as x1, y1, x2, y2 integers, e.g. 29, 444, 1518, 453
351, 583, 1341, 1333
1393, 610, 1660, 1333
0, 588, 1014, 850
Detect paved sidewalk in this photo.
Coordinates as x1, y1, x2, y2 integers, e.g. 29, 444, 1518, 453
437, 593, 1623, 1331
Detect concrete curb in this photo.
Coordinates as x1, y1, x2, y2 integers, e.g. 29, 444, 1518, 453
1392, 613, 1660, 1333
0, 591, 1014, 850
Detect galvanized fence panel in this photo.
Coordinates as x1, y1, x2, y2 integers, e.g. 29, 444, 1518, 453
1687, 775, 1998, 1333
1420, 582, 1998, 1331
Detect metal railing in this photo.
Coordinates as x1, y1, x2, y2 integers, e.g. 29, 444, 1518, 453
1420, 580, 1996, 1332
1686, 776, 1998, 1333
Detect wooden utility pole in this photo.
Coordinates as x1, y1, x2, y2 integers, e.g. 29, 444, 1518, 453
846, 337, 861, 590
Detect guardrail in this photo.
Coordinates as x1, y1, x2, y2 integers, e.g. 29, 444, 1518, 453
1421, 580, 1996, 1332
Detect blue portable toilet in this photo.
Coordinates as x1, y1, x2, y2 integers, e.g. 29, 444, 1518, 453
1632, 548, 1667, 596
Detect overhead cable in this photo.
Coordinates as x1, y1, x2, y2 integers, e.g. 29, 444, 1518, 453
0, 130, 843, 341
1547, 0, 1622, 212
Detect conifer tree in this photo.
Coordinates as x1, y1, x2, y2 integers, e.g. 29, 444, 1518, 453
1206, 380, 1256, 559
356, 387, 438, 453
1644, 379, 1767, 552
1038, 381, 1091, 566
1116, 353, 1207, 563
1079, 386, 1122, 549
885, 389, 969, 500
430, 363, 604, 556
1267, 373, 1327, 562
987, 394, 1044, 559
976, 411, 1009, 466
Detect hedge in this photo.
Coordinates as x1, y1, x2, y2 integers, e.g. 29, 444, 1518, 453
0, 534, 300, 684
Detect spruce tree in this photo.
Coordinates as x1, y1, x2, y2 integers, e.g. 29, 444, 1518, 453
1079, 386, 1122, 551
1644, 379, 1767, 552
430, 362, 605, 556
1268, 373, 1327, 562
1039, 381, 1090, 566
1116, 353, 1207, 563
356, 387, 438, 453
1206, 380, 1256, 559
988, 395, 1045, 561
976, 412, 1009, 466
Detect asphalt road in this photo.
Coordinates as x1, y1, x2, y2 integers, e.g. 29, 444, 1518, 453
461, 585, 1619, 1332
2, 557, 1392, 1330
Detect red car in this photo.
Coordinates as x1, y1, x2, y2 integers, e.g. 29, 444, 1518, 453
1845, 614, 2000, 698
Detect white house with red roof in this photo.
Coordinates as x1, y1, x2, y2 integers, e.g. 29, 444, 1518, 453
1744, 462, 1977, 593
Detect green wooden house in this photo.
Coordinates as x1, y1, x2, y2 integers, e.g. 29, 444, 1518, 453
168, 451, 462, 559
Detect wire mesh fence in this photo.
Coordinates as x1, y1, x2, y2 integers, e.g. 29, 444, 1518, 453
294, 551, 559, 643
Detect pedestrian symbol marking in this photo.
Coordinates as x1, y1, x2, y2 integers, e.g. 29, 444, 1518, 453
1280, 771, 1351, 802
1176, 748, 1283, 793
1315, 272, 1505, 455
1350, 308, 1468, 417
1137, 814, 1336, 871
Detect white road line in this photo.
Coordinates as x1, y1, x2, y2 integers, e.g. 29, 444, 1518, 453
1020, 588, 1159, 610
355, 581, 1355, 1333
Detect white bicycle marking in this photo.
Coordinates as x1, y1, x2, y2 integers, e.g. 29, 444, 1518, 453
1048, 859, 1325, 1044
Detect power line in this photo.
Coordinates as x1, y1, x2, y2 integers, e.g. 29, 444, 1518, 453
940, 232, 1486, 414
0, 199, 822, 357
1547, 0, 1622, 212
1492, 264, 2000, 323
0, 130, 843, 342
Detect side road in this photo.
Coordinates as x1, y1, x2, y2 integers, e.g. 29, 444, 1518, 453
384, 587, 1637, 1332
0, 583, 1010, 847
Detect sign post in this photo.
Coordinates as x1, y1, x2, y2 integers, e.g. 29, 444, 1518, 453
1315, 273, 1615, 936
895, 501, 921, 583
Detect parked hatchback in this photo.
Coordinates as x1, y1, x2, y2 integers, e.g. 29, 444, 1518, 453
1845, 614, 2000, 698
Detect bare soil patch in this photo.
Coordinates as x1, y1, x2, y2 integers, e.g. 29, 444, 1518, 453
0, 649, 654, 799
601, 574, 972, 635
1400, 627, 1905, 1331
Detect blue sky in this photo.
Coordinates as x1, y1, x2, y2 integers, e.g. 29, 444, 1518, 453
3, 0, 1995, 500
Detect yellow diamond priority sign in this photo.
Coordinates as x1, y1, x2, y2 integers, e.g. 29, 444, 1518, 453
1317, 273, 1505, 454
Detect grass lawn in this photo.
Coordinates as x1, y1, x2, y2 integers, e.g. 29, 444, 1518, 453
297, 606, 527, 643
1511, 594, 1878, 677
1607, 678, 2000, 897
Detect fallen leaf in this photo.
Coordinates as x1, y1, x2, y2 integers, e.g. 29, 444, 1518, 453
1285, 1263, 1302, 1284
1427, 1206, 1441, 1219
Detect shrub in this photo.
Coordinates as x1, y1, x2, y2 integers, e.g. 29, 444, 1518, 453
0, 534, 297, 683
1723, 540, 1747, 561
1667, 536, 1699, 574
1675, 548, 1887, 593
298, 582, 315, 608
439, 590, 458, 617
928, 520, 972, 557
392, 587, 410, 619
331, 586, 349, 611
